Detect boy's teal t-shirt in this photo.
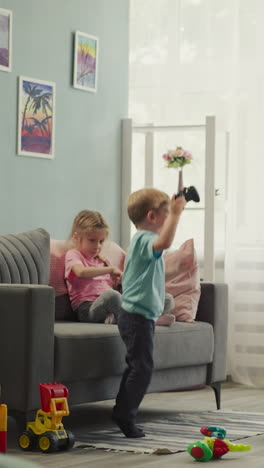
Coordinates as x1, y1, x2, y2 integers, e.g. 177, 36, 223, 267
121, 230, 165, 320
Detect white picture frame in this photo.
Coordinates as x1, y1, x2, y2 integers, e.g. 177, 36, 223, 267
73, 31, 99, 93
0, 8, 12, 72
17, 76, 56, 159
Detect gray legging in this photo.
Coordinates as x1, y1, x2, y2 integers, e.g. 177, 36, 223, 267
76, 289, 122, 323
76, 290, 174, 323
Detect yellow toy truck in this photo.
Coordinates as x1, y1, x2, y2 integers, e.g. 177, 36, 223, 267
18, 382, 75, 453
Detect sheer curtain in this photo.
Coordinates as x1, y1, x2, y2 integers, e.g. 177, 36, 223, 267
129, 0, 264, 387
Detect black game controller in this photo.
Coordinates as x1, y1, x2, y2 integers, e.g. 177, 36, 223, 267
176, 186, 200, 203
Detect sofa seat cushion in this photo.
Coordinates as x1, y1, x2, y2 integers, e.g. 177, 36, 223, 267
54, 321, 214, 382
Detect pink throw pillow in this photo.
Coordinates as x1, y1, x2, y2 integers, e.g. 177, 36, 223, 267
49, 239, 126, 297
164, 239, 201, 322
49, 239, 70, 296
101, 240, 126, 272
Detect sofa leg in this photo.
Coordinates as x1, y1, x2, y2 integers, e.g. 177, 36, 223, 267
211, 382, 221, 410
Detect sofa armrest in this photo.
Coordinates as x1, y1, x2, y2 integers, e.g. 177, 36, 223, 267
196, 282, 228, 384
0, 284, 55, 412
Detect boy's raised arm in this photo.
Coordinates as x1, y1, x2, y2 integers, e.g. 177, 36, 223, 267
153, 195, 186, 252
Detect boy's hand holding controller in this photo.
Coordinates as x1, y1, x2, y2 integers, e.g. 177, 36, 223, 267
171, 192, 186, 215
153, 194, 186, 252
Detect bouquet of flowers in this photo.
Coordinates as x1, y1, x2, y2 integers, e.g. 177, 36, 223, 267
163, 146, 199, 201
162, 146, 192, 169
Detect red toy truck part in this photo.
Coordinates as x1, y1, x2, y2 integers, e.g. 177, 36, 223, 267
39, 383, 69, 412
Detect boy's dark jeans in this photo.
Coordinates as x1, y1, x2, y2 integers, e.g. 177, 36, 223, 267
113, 309, 155, 424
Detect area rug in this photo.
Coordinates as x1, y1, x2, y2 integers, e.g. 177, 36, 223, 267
74, 410, 264, 454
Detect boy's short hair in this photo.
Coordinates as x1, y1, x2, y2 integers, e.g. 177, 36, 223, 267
127, 188, 169, 226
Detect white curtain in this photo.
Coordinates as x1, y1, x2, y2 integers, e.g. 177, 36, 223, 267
129, 0, 264, 387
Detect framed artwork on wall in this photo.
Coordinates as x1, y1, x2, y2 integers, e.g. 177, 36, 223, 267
0, 8, 12, 72
73, 31, 99, 92
17, 76, 56, 159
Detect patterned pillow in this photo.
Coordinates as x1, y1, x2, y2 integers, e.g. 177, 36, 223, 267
164, 239, 201, 322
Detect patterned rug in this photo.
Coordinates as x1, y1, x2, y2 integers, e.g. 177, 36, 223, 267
74, 410, 264, 454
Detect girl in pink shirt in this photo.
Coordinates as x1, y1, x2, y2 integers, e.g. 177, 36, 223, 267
65, 210, 122, 323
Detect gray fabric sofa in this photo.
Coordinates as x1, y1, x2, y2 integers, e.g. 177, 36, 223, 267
0, 228, 228, 427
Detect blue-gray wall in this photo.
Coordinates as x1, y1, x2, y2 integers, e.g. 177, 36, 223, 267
0, 0, 129, 241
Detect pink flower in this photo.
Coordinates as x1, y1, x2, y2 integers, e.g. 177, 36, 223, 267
162, 153, 172, 161
162, 145, 193, 168
183, 151, 192, 160
175, 149, 185, 157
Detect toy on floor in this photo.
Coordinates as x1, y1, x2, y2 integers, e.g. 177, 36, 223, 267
200, 425, 226, 439
0, 404, 7, 453
18, 382, 75, 453
187, 425, 251, 462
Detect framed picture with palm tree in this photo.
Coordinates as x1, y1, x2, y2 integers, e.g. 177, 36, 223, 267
17, 76, 56, 159
0, 8, 12, 72
73, 31, 99, 92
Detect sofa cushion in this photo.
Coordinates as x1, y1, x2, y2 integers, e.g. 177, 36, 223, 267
54, 321, 214, 382
49, 239, 71, 297
164, 239, 201, 322
0, 228, 50, 284
55, 294, 76, 321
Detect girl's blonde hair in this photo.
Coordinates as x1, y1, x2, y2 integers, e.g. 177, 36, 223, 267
127, 188, 169, 226
70, 210, 109, 238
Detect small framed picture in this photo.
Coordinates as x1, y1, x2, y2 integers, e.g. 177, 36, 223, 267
0, 8, 12, 72
73, 31, 99, 93
17, 76, 56, 159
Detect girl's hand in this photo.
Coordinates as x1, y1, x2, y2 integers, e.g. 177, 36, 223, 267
110, 268, 122, 286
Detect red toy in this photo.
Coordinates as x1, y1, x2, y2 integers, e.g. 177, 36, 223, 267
18, 382, 74, 453
39, 382, 69, 412
0, 404, 7, 453
187, 436, 251, 461
200, 425, 226, 439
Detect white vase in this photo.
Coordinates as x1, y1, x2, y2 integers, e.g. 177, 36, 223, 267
178, 168, 184, 192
